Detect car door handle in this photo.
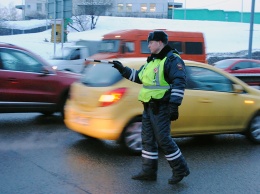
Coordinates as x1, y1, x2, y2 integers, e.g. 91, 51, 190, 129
8, 78, 18, 84
199, 99, 213, 103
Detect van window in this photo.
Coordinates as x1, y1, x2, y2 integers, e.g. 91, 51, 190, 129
185, 42, 203, 54
141, 41, 183, 54
125, 42, 134, 53
70, 49, 80, 60
99, 40, 120, 53
168, 41, 182, 53
141, 41, 150, 54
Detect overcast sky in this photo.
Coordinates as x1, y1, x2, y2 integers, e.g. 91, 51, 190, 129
1, 0, 260, 12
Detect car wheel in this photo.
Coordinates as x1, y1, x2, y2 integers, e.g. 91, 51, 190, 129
60, 93, 69, 119
247, 113, 260, 143
123, 117, 142, 154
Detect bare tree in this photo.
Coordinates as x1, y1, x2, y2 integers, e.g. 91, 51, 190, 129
73, 0, 113, 31
0, 3, 21, 21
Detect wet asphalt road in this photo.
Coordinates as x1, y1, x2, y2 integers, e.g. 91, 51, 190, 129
0, 113, 260, 194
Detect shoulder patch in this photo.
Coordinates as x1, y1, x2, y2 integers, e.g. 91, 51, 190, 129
177, 63, 183, 70
168, 54, 176, 61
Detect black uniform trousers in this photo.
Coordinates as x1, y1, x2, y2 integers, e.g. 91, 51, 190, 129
141, 101, 188, 176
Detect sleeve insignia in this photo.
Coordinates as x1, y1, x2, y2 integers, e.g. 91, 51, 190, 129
177, 63, 183, 70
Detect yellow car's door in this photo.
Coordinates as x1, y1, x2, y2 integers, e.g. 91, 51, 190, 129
171, 65, 244, 136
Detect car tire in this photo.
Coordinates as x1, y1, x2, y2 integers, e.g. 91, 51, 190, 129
122, 117, 142, 154
60, 91, 70, 119
247, 113, 260, 143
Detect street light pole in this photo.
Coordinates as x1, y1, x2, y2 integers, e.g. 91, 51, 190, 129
172, 0, 174, 19
22, 0, 25, 20
184, 0, 186, 20
248, 0, 255, 59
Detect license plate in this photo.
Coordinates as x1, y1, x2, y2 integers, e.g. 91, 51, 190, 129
73, 115, 89, 126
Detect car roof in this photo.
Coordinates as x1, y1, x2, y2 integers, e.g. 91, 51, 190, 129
0, 42, 29, 52
0, 42, 54, 67
216, 58, 260, 63
108, 57, 249, 82
110, 57, 208, 67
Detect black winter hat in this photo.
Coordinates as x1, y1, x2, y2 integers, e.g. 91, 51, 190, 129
147, 30, 168, 44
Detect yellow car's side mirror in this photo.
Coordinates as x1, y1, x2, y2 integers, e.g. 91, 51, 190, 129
233, 84, 244, 93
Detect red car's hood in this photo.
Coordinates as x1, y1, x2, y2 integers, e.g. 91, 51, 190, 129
56, 70, 81, 79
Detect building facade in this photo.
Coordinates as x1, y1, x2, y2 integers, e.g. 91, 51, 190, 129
16, 0, 47, 19
108, 0, 182, 18
16, 0, 181, 19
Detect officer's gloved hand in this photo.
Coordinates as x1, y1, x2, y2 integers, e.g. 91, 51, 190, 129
169, 103, 179, 121
112, 60, 125, 74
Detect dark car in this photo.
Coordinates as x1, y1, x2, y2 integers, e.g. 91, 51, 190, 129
214, 58, 260, 89
0, 42, 80, 116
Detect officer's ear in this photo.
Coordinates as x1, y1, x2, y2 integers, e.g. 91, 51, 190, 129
158, 41, 164, 47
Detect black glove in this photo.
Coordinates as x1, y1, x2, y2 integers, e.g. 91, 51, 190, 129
169, 103, 179, 121
112, 60, 125, 74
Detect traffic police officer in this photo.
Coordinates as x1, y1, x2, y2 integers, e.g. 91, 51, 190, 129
112, 30, 190, 184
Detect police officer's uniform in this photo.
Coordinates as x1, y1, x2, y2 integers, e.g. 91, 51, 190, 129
112, 31, 190, 184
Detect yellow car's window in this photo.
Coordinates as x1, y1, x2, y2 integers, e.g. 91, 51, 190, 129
186, 66, 233, 92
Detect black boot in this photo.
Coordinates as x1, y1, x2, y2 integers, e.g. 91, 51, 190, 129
168, 155, 190, 185
168, 169, 190, 184
132, 158, 158, 181
131, 171, 157, 181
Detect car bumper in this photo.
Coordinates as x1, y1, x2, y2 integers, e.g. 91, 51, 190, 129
64, 103, 125, 140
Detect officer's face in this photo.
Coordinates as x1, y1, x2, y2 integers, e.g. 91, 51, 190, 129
148, 40, 163, 54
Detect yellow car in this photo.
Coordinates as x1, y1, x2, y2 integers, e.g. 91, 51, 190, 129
64, 58, 260, 153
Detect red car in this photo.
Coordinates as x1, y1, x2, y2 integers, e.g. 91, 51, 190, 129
214, 58, 260, 89
0, 42, 80, 116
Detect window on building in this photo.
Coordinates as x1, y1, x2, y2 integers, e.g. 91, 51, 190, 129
126, 4, 132, 12
150, 4, 156, 12
141, 4, 147, 12
27, 5, 31, 9
118, 4, 124, 12
37, 3, 42, 12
